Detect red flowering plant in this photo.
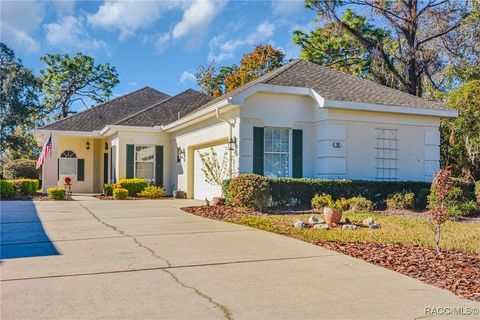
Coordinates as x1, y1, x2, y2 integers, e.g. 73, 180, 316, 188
229, 174, 270, 211
429, 167, 452, 253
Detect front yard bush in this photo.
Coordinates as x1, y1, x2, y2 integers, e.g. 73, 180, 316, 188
113, 188, 129, 200
13, 179, 39, 195
347, 196, 373, 211
229, 174, 270, 211
311, 194, 333, 210
3, 159, 38, 179
475, 181, 480, 205
386, 192, 415, 210
103, 183, 114, 196
47, 187, 66, 200
138, 186, 166, 199
116, 178, 148, 196
0, 180, 15, 198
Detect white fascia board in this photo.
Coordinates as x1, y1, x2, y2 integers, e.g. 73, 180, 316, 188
32, 129, 101, 138
162, 98, 231, 131
230, 84, 313, 104
99, 125, 163, 136
322, 99, 458, 118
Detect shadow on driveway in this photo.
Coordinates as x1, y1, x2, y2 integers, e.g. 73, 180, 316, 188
1, 201, 59, 259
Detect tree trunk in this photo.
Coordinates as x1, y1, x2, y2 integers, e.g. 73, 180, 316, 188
435, 224, 441, 253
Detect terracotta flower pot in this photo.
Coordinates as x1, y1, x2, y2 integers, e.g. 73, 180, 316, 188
173, 190, 186, 199
323, 207, 343, 224
212, 197, 225, 206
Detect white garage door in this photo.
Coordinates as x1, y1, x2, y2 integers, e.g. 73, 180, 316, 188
194, 144, 228, 200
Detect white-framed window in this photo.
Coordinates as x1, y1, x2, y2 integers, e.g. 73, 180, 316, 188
135, 145, 155, 181
375, 128, 398, 181
264, 127, 290, 178
59, 150, 77, 176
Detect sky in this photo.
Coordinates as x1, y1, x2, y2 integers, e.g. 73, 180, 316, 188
1, 0, 317, 110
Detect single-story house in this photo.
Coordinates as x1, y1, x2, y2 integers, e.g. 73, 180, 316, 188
33, 59, 456, 199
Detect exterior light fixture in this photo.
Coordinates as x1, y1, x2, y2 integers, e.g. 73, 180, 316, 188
227, 137, 237, 151
177, 146, 185, 161
86, 140, 90, 150
105, 142, 109, 151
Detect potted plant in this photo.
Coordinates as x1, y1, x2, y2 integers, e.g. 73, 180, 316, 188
323, 199, 344, 224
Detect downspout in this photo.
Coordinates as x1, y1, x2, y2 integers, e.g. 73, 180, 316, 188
215, 107, 235, 178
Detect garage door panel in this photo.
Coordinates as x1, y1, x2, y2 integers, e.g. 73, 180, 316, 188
194, 144, 228, 200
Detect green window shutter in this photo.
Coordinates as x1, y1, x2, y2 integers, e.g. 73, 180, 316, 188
253, 127, 264, 175
77, 159, 85, 181
155, 145, 164, 187
292, 129, 303, 178
103, 153, 108, 184
126, 144, 134, 178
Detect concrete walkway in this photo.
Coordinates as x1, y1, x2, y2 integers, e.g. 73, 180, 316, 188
1, 200, 478, 319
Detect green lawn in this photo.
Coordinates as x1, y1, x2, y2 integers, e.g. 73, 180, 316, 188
230, 211, 480, 253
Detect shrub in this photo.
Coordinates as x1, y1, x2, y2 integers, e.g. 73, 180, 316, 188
113, 188, 129, 200
138, 186, 166, 199
13, 179, 39, 195
428, 186, 464, 211
455, 201, 478, 217
347, 196, 373, 211
103, 184, 114, 196
386, 192, 415, 210
3, 159, 38, 179
0, 180, 15, 198
47, 187, 66, 200
116, 178, 148, 196
229, 174, 270, 211
415, 188, 430, 210
311, 194, 333, 209
333, 198, 349, 210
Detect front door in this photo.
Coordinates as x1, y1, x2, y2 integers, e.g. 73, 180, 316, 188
103, 153, 108, 184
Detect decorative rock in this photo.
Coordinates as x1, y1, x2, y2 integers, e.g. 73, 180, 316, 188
313, 223, 329, 230
308, 216, 325, 224
293, 219, 307, 228
342, 224, 358, 231
363, 217, 380, 228
343, 217, 352, 224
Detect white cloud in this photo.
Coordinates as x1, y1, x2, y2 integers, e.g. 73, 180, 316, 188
208, 21, 276, 62
88, 0, 180, 40
0, 0, 45, 52
272, 0, 304, 17
53, 0, 76, 16
45, 16, 106, 51
172, 0, 225, 47
128, 81, 138, 86
179, 70, 196, 85
155, 33, 171, 54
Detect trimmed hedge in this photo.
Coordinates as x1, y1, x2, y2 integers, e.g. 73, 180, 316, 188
116, 178, 148, 196
1, 180, 16, 198
103, 184, 114, 196
138, 186, 166, 198
47, 187, 66, 200
13, 179, 39, 195
225, 178, 432, 208
113, 188, 129, 200
228, 174, 270, 211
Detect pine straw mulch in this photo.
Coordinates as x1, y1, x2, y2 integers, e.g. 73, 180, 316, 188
94, 195, 174, 200
181, 205, 263, 220
317, 241, 480, 302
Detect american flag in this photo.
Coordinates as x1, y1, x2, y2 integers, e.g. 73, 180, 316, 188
36, 135, 52, 169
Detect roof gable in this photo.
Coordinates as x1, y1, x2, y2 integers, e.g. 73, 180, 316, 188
40, 87, 170, 132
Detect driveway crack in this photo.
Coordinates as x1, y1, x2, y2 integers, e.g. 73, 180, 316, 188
76, 202, 232, 320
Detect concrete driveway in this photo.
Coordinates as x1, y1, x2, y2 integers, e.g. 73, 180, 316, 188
1, 200, 479, 320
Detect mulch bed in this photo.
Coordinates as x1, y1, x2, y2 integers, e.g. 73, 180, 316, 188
94, 195, 173, 200
1, 194, 73, 201
182, 205, 262, 220
316, 241, 480, 302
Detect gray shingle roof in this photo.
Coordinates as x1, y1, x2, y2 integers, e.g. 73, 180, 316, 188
188, 59, 444, 115
115, 89, 212, 127
40, 87, 170, 131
